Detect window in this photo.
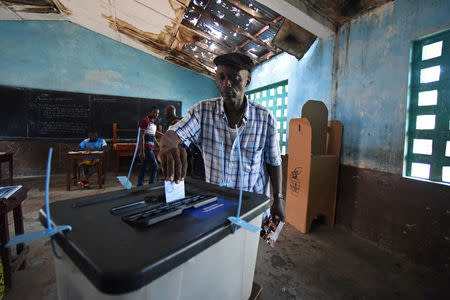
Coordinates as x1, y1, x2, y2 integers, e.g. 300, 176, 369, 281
405, 29, 450, 184
246, 80, 288, 155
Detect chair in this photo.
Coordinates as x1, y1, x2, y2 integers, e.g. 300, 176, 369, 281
113, 123, 138, 176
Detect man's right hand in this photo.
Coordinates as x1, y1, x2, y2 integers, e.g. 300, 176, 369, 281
157, 130, 188, 183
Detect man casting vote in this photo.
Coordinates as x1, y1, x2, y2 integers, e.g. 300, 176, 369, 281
158, 53, 285, 221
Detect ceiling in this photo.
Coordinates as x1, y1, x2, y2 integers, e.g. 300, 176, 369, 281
0, 0, 394, 78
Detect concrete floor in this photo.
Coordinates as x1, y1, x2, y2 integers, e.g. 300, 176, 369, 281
2, 174, 449, 300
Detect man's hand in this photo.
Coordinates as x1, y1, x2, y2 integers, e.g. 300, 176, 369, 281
271, 194, 285, 222
157, 130, 188, 183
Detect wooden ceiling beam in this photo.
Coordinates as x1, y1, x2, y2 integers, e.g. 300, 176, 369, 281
225, 0, 280, 31
258, 51, 275, 63
193, 41, 226, 56
180, 21, 234, 51
191, 4, 276, 52
238, 15, 282, 49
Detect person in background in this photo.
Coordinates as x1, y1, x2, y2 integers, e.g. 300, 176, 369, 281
163, 105, 182, 132
78, 132, 107, 188
138, 107, 160, 186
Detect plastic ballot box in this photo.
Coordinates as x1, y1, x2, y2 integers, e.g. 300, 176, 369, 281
40, 178, 269, 300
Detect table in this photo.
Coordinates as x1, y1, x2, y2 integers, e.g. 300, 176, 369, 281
41, 178, 269, 299
65, 152, 105, 191
0, 153, 13, 185
0, 188, 29, 288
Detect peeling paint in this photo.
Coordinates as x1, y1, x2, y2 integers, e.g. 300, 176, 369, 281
9, 5, 59, 14
52, 0, 71, 15
2, 0, 60, 14
165, 51, 215, 78
3, 0, 53, 5
103, 15, 175, 56
173, 25, 204, 51
168, 0, 187, 22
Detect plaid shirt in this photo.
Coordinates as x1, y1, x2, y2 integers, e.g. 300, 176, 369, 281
169, 97, 281, 194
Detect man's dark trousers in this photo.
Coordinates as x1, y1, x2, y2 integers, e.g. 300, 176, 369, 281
138, 148, 158, 185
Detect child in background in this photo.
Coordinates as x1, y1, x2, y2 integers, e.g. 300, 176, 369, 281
78, 132, 106, 188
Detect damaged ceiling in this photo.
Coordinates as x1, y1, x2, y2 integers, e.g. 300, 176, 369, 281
0, 0, 394, 78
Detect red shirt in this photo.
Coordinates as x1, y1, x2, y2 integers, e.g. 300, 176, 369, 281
140, 116, 157, 150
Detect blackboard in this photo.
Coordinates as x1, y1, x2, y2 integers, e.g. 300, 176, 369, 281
0, 86, 182, 141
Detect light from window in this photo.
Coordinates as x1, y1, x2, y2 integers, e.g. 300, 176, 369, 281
446, 141, 450, 157
418, 90, 438, 106
277, 121, 280, 129
277, 86, 283, 95
276, 109, 281, 117
262, 90, 267, 97
411, 162, 430, 179
256, 92, 260, 99
282, 145, 286, 155
282, 133, 286, 142
284, 110, 287, 117
422, 41, 443, 60
416, 115, 435, 130
285, 85, 288, 92
442, 166, 450, 182
268, 99, 273, 107
277, 98, 282, 106
262, 101, 266, 107
250, 94, 254, 100
270, 88, 275, 96
413, 139, 433, 155
285, 97, 288, 105
283, 121, 287, 129
420, 66, 441, 83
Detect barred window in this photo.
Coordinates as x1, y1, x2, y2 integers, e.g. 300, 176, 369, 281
405, 29, 450, 184
247, 80, 288, 155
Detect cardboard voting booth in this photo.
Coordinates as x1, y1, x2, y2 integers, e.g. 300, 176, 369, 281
286, 100, 343, 233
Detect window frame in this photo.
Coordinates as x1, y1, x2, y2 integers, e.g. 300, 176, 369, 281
404, 28, 450, 184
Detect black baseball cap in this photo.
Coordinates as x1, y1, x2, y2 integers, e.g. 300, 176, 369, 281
213, 53, 254, 72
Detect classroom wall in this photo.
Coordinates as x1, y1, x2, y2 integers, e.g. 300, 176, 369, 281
250, 0, 450, 271
334, 0, 450, 271
0, 20, 219, 177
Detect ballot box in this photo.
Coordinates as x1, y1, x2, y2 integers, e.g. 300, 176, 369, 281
40, 178, 269, 300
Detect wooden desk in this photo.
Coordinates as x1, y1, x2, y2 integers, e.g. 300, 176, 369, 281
0, 152, 13, 185
65, 152, 105, 191
0, 188, 29, 288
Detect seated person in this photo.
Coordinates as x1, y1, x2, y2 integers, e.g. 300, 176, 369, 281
78, 132, 106, 188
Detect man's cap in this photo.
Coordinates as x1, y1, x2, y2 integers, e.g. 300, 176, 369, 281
213, 53, 254, 72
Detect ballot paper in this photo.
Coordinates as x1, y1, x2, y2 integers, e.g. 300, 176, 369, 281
0, 185, 22, 199
164, 180, 185, 203
260, 208, 285, 247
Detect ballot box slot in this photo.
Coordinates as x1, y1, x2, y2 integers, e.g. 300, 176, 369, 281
72, 185, 164, 209
122, 195, 217, 227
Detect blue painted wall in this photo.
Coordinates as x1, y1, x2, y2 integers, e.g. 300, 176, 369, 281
248, 38, 335, 150
335, 0, 450, 174
0, 21, 219, 115
250, 0, 450, 175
